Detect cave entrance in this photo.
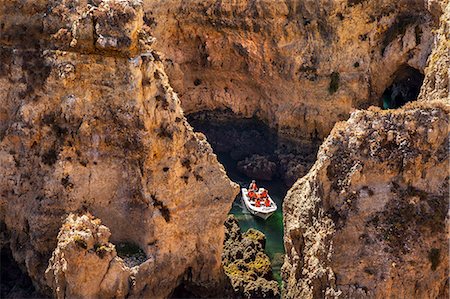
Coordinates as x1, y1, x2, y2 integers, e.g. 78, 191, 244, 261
187, 109, 319, 283
381, 65, 424, 109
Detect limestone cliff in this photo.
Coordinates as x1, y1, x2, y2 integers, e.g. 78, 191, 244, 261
419, 1, 450, 103
282, 102, 449, 298
146, 0, 435, 141
282, 3, 449, 297
0, 1, 238, 298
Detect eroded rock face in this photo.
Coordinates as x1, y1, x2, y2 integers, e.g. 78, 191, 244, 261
0, 1, 238, 298
45, 214, 132, 299
145, 0, 435, 141
222, 215, 280, 299
282, 102, 449, 298
419, 1, 450, 103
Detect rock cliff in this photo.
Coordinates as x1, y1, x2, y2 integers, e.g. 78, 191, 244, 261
0, 1, 238, 298
146, 0, 435, 141
282, 3, 449, 297
419, 1, 450, 103
282, 102, 449, 298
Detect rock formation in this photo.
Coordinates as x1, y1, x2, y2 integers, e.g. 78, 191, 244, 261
188, 110, 318, 186
419, 1, 450, 103
282, 3, 449, 298
0, 1, 238, 298
282, 101, 449, 298
146, 0, 436, 141
222, 215, 280, 298
1, 0, 449, 298
46, 214, 132, 299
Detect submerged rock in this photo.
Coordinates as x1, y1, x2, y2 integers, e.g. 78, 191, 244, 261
222, 215, 280, 298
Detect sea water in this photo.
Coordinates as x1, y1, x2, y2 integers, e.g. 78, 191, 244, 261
218, 154, 287, 284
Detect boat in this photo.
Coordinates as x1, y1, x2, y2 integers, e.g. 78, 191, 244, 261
241, 187, 277, 220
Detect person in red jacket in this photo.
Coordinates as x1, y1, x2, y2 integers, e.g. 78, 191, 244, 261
248, 190, 257, 201
260, 189, 268, 199
249, 180, 258, 192
259, 189, 270, 207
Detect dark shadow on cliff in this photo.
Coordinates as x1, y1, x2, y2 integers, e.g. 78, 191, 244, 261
0, 247, 47, 298
187, 109, 319, 187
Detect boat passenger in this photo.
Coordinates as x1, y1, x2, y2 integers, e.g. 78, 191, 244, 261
248, 190, 257, 201
249, 180, 258, 191
265, 198, 270, 207
260, 189, 268, 199
255, 199, 261, 207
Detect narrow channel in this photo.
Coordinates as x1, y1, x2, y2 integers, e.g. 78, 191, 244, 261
187, 110, 319, 283
219, 151, 286, 283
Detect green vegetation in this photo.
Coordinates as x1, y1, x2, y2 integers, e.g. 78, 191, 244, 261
94, 244, 112, 259
247, 253, 272, 278
243, 229, 265, 247
329, 71, 340, 94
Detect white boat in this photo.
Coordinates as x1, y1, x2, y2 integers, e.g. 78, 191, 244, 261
241, 187, 277, 220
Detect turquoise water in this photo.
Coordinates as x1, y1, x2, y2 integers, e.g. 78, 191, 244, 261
219, 154, 286, 283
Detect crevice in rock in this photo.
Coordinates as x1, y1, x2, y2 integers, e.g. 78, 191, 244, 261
381, 65, 424, 109
114, 242, 147, 268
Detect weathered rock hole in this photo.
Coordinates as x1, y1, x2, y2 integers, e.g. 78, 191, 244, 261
115, 242, 147, 268
193, 78, 202, 86
381, 65, 424, 109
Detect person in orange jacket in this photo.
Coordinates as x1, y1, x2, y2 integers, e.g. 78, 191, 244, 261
259, 189, 270, 207
249, 180, 258, 192
260, 189, 268, 199
248, 190, 257, 201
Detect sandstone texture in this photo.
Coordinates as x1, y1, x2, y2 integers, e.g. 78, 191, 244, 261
222, 215, 280, 298
46, 214, 132, 299
282, 3, 449, 298
146, 0, 435, 141
419, 1, 450, 103
0, 1, 238, 298
282, 102, 449, 298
